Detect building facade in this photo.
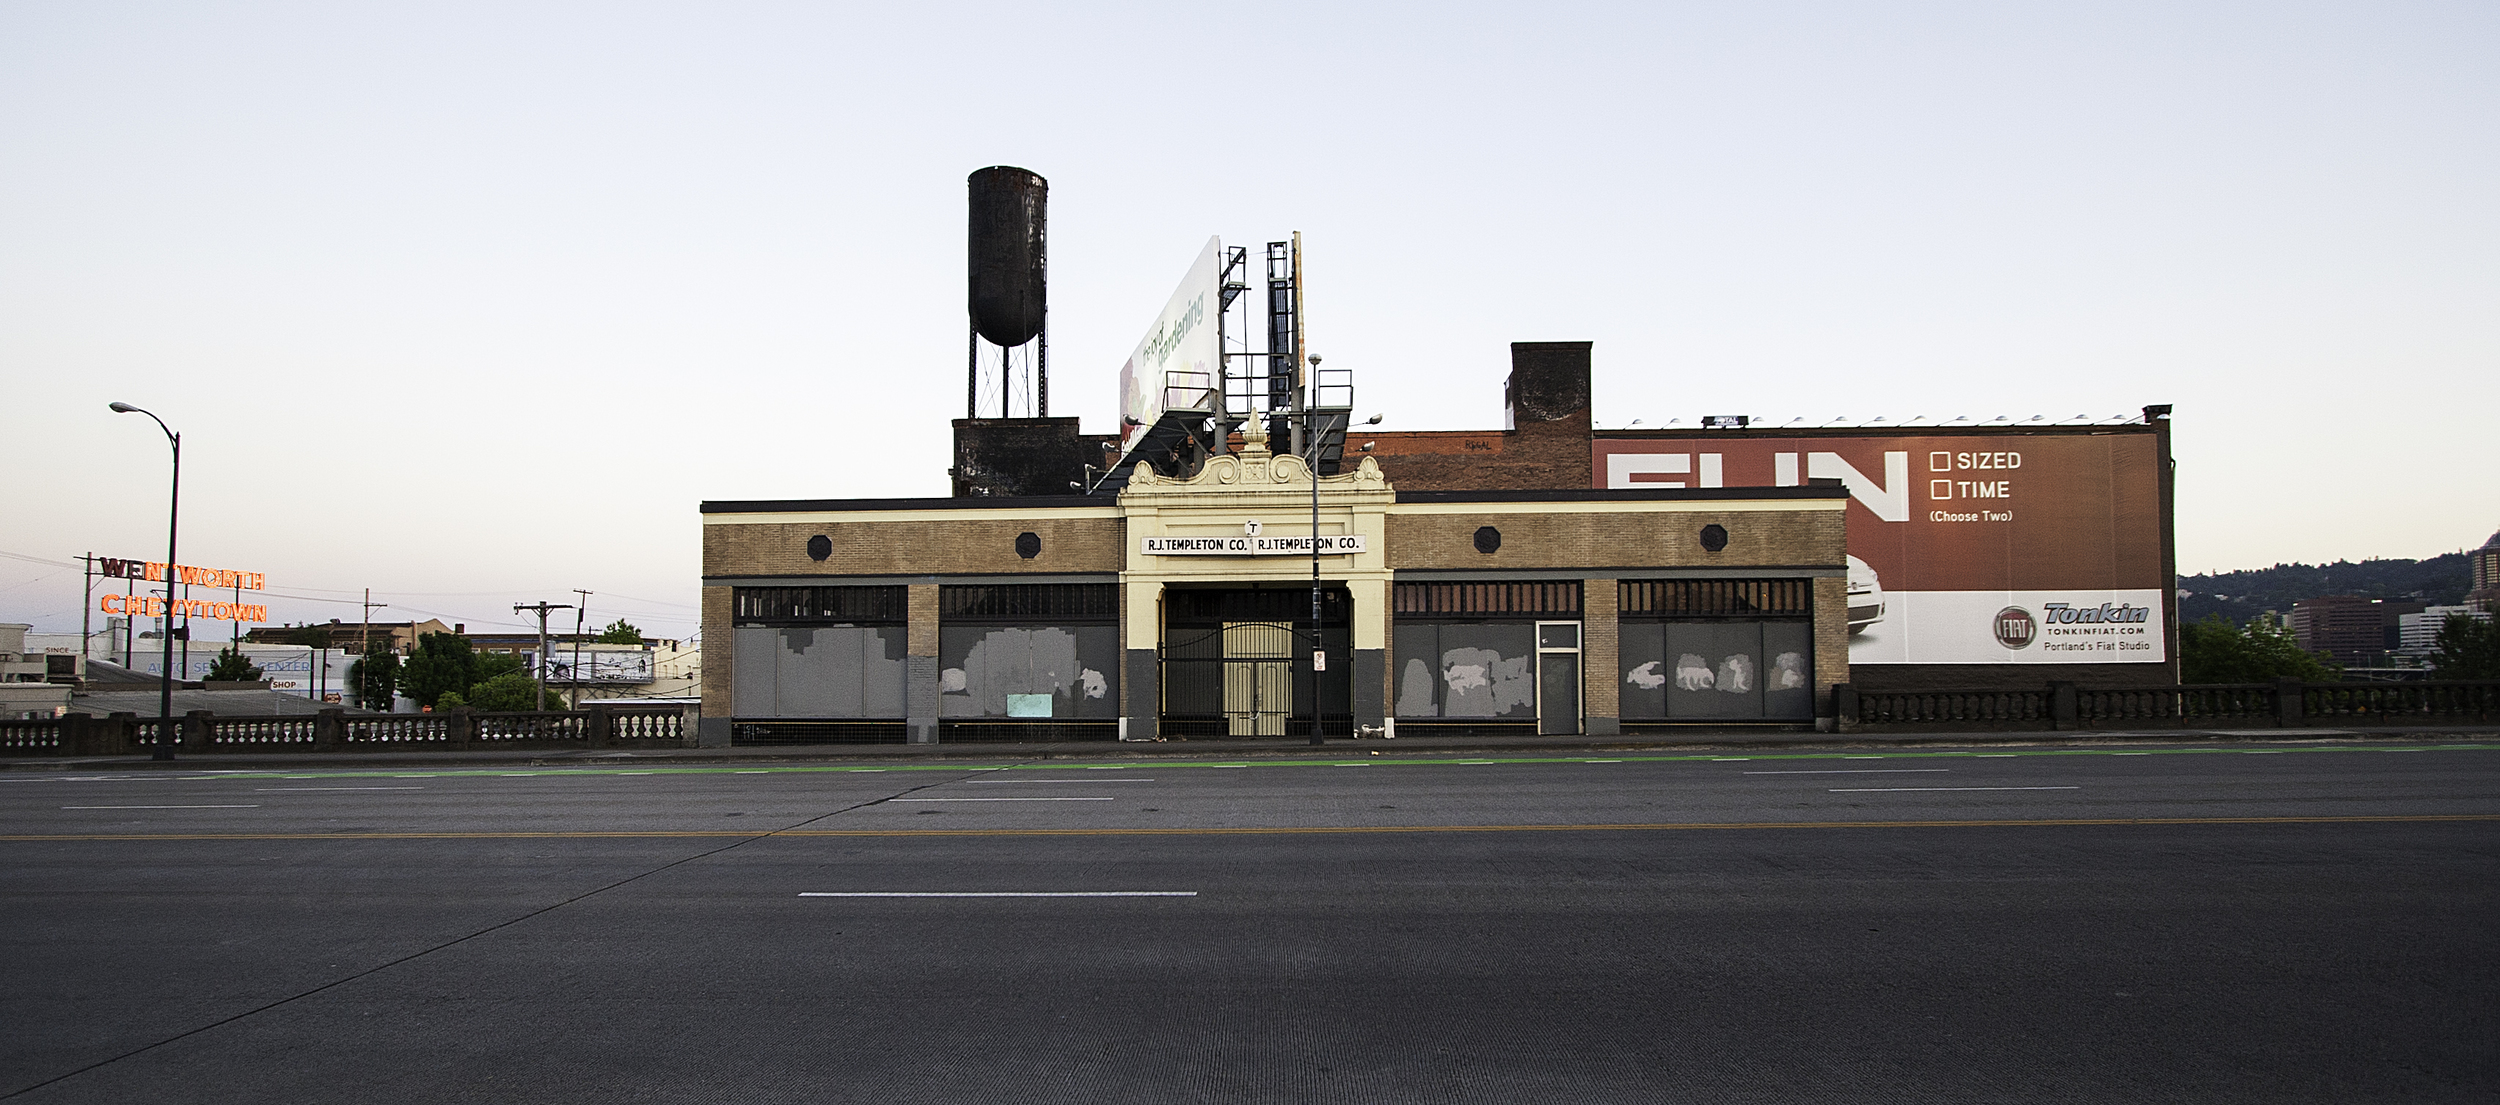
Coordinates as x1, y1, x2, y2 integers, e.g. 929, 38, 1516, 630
700, 418, 1850, 745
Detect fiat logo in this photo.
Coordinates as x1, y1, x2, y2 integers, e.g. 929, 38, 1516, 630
1993, 606, 2037, 650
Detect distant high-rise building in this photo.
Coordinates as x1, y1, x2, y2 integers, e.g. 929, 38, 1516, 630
2468, 527, 2500, 609
2290, 595, 2424, 667
2398, 603, 2492, 656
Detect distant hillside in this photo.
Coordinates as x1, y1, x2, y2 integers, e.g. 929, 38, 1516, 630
2177, 552, 2472, 624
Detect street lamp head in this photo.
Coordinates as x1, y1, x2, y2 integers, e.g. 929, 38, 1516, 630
1363, 413, 1383, 425
1306, 354, 1322, 367
108, 402, 139, 413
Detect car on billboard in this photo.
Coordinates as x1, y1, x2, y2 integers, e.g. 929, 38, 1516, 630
1847, 555, 1885, 635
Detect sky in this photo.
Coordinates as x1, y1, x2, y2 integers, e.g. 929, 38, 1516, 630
3, 1, 2495, 642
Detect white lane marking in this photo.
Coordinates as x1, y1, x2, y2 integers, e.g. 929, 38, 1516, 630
2112, 753, 2152, 756
1974, 754, 2018, 758
1843, 755, 1884, 759
500, 773, 538, 777
974, 778, 1153, 783
1084, 766, 1128, 770
1745, 769, 1949, 775
845, 769, 887, 772
887, 797, 1114, 802
1710, 757, 1751, 761
1335, 763, 1370, 767
395, 775, 438, 778
63, 804, 261, 809
733, 770, 769, 774
1829, 786, 2081, 793
1210, 765, 1248, 769
254, 787, 423, 792
1456, 760, 1496, 765
2241, 751, 2287, 754
1583, 759, 1623, 763
282, 775, 316, 779
800, 891, 1195, 898
617, 772, 655, 776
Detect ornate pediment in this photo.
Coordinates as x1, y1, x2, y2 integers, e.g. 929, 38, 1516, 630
1123, 416, 1387, 496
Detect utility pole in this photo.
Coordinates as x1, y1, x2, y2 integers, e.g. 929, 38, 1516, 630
79, 552, 94, 661
359, 588, 389, 656
513, 601, 574, 712
570, 589, 592, 709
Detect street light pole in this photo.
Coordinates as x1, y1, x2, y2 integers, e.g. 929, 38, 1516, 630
1296, 358, 1380, 747
110, 402, 179, 761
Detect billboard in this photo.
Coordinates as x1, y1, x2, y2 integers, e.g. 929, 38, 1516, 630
1116, 236, 1223, 453
532, 648, 657, 686
1596, 432, 2166, 665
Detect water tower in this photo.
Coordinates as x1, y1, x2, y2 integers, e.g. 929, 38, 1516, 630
966, 166, 1048, 417
952, 167, 1094, 497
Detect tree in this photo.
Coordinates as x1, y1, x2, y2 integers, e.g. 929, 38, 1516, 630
285, 625, 334, 649
475, 650, 527, 681
463, 671, 557, 712
2180, 614, 2338, 684
205, 647, 264, 682
396, 632, 480, 709
347, 646, 399, 710
595, 619, 643, 645
2428, 615, 2500, 680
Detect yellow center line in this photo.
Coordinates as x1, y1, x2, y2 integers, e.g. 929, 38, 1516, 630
2, 813, 2494, 842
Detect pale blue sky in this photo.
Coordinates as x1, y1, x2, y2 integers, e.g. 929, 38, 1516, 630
3, 1, 2494, 638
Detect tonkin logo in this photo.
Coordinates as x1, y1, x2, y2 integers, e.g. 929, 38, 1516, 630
1993, 606, 2037, 650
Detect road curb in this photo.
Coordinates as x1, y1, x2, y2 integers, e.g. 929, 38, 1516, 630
5, 726, 2497, 771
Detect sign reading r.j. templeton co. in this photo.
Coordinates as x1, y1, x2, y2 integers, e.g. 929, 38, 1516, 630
1143, 535, 1368, 556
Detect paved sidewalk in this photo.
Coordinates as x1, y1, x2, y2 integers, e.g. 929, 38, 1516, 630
6, 723, 2497, 771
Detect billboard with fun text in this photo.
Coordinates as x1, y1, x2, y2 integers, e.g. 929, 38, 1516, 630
1596, 432, 2166, 664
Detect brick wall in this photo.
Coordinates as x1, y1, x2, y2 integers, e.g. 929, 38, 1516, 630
703, 516, 1123, 578
700, 585, 732, 714
1387, 508, 1844, 572
1584, 578, 1619, 726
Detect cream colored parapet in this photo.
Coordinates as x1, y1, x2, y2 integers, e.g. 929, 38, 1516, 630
1117, 419, 1397, 651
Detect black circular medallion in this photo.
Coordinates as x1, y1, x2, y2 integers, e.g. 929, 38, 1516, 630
1015, 531, 1042, 559
805, 534, 832, 561
1473, 526, 1502, 554
1699, 524, 1729, 552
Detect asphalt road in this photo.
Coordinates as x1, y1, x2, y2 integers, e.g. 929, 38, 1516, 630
3, 741, 2495, 1103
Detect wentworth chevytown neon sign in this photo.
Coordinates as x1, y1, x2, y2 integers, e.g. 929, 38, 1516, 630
94, 557, 269, 623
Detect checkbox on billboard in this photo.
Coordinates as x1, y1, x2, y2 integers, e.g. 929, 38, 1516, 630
1929, 451, 1952, 472
1930, 480, 1953, 500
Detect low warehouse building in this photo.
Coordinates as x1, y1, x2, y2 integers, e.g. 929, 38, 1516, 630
699, 353, 1851, 745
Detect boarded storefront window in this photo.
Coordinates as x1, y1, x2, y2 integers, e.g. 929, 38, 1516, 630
1391, 581, 1579, 720
938, 584, 1118, 720
1618, 580, 1813, 722
732, 586, 909, 719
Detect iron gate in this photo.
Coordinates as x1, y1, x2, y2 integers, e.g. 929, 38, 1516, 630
1158, 622, 1352, 738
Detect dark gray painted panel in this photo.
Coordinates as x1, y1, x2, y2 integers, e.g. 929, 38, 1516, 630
1392, 623, 1536, 719
1123, 649, 1158, 739
1352, 648, 1386, 727
1664, 623, 1763, 720
1617, 622, 1668, 720
730, 625, 907, 719
937, 625, 1118, 719
1762, 622, 1814, 720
